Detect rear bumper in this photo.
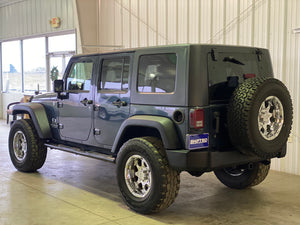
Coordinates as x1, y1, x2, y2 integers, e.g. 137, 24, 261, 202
166, 149, 262, 172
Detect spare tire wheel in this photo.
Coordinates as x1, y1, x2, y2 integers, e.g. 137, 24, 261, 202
227, 77, 293, 158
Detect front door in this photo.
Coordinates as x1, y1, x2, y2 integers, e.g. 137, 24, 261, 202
93, 54, 132, 147
58, 57, 96, 142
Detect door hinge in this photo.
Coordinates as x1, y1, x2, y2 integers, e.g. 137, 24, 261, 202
94, 128, 101, 135
51, 118, 64, 129
57, 102, 63, 108
93, 105, 100, 111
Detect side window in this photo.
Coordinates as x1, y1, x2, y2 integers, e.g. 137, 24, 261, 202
137, 53, 177, 93
67, 62, 93, 91
99, 57, 130, 92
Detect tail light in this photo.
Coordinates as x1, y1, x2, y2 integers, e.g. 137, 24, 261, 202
244, 73, 256, 79
190, 108, 204, 129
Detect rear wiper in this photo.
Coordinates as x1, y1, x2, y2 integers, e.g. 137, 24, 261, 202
223, 56, 245, 65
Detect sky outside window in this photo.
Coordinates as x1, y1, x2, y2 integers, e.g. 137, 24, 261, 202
2, 41, 22, 92
23, 37, 46, 92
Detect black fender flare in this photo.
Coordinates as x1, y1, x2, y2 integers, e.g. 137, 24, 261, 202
12, 103, 52, 139
112, 115, 182, 153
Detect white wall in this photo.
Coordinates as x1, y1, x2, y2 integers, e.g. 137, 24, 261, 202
0, 0, 74, 40
95, 0, 300, 175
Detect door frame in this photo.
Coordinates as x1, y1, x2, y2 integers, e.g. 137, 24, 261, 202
46, 51, 75, 91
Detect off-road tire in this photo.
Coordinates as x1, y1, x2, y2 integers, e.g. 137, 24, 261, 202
227, 77, 293, 158
214, 162, 270, 189
116, 137, 180, 214
9, 119, 47, 172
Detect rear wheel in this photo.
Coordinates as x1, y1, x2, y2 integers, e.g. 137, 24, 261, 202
214, 162, 270, 189
9, 119, 47, 172
116, 137, 180, 214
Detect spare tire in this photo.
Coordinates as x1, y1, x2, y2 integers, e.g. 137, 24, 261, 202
227, 77, 293, 158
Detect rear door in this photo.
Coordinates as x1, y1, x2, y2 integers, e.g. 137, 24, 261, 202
93, 54, 132, 147
207, 49, 273, 150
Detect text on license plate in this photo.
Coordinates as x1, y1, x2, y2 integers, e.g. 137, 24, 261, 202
188, 133, 209, 150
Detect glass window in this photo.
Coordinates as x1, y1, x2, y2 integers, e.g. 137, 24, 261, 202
1, 41, 22, 92
208, 52, 260, 102
100, 57, 130, 92
137, 54, 177, 93
48, 34, 76, 52
23, 37, 46, 92
66, 62, 93, 91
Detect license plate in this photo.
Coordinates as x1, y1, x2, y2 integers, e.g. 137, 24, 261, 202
188, 133, 209, 150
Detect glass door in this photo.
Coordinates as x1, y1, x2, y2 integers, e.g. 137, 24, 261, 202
47, 33, 76, 91
48, 52, 73, 91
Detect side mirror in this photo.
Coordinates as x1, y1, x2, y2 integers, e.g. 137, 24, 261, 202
54, 80, 69, 99
53, 80, 64, 93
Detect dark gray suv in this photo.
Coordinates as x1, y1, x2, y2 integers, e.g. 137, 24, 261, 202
8, 44, 293, 214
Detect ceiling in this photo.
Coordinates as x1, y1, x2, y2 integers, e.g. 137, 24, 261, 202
0, 0, 26, 7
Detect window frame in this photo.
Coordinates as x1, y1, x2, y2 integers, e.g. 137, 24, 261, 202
0, 30, 76, 93
98, 54, 132, 94
137, 53, 178, 94
64, 59, 95, 93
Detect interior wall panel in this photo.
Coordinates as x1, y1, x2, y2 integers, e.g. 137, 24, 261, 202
167, 0, 177, 44
211, 0, 224, 44
178, 0, 188, 44
253, 0, 268, 48
148, 0, 157, 46
0, 0, 74, 41
157, 0, 167, 45
199, 0, 211, 43
225, 0, 238, 45
188, 0, 199, 44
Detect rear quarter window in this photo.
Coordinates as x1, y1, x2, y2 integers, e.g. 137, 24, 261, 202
137, 53, 177, 93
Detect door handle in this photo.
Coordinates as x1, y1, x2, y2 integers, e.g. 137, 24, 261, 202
112, 99, 127, 108
80, 98, 93, 106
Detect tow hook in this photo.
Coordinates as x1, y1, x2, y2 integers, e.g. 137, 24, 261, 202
248, 163, 254, 170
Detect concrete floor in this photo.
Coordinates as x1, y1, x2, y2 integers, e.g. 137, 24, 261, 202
1, 120, 300, 225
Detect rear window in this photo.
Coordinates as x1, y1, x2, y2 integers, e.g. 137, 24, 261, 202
208, 52, 260, 102
137, 53, 177, 93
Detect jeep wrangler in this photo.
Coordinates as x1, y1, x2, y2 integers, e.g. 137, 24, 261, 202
8, 44, 293, 214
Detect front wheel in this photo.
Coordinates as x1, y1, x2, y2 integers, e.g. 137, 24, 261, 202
214, 162, 270, 189
116, 137, 180, 214
8, 119, 47, 172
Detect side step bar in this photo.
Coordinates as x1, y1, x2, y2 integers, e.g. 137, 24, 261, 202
45, 143, 115, 163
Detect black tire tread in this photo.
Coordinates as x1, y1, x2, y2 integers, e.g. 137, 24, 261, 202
214, 162, 270, 189
142, 137, 180, 212
228, 77, 293, 158
9, 119, 47, 172
117, 136, 180, 214
249, 163, 270, 187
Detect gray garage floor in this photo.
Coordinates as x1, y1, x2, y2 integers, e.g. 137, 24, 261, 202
1, 120, 300, 225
